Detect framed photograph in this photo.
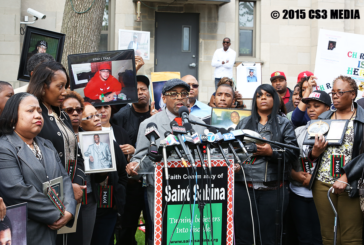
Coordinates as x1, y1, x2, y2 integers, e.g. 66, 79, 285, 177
68, 50, 138, 106
210, 108, 251, 129
0, 203, 28, 245
42, 176, 64, 202
118, 29, 150, 60
17, 26, 65, 82
150, 72, 180, 111
236, 63, 262, 99
79, 130, 117, 174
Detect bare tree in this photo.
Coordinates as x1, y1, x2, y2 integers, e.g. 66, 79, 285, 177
61, 0, 107, 70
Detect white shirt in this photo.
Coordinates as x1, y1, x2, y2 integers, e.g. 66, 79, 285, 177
211, 48, 236, 78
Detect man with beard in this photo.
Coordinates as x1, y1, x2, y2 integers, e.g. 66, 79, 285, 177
181, 75, 211, 120
203, 84, 236, 124
126, 79, 206, 244
84, 63, 124, 101
270, 71, 293, 105
111, 75, 158, 245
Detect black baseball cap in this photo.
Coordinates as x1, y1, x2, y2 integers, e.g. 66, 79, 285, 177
136, 75, 150, 88
302, 90, 331, 107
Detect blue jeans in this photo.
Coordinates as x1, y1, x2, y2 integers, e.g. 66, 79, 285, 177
91, 210, 117, 245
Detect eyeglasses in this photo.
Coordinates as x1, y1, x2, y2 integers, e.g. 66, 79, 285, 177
328, 90, 354, 97
223, 41, 230, 44
164, 91, 189, 99
82, 113, 102, 121
64, 107, 83, 114
95, 105, 110, 110
189, 84, 199, 89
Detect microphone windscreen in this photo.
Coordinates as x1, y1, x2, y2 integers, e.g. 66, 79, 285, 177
147, 122, 158, 129
228, 127, 234, 132
170, 121, 178, 127
164, 131, 172, 137
184, 123, 192, 131
219, 128, 228, 134
178, 106, 189, 117
209, 128, 218, 134
204, 129, 210, 135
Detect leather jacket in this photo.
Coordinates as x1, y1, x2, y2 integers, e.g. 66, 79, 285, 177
308, 102, 364, 197
235, 115, 299, 183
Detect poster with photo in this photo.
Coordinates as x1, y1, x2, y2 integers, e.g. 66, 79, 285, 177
79, 131, 116, 174
118, 30, 150, 60
314, 29, 364, 100
236, 63, 262, 99
17, 26, 65, 81
68, 50, 138, 106
210, 108, 251, 129
150, 72, 180, 110
0, 203, 27, 245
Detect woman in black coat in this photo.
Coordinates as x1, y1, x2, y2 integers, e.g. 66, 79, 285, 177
81, 103, 128, 245
27, 61, 86, 244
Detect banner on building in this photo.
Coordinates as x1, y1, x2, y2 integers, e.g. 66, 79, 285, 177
314, 29, 364, 98
154, 159, 234, 245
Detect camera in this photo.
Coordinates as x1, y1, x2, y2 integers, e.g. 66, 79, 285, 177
27, 8, 46, 20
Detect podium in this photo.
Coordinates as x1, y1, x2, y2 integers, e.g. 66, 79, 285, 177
153, 158, 235, 245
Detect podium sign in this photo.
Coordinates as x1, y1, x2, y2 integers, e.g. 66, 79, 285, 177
154, 159, 234, 245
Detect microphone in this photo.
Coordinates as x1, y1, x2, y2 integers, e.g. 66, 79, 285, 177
170, 121, 196, 170
164, 131, 188, 167
190, 129, 207, 171
160, 140, 170, 185
219, 128, 242, 165
145, 123, 162, 162
178, 106, 190, 124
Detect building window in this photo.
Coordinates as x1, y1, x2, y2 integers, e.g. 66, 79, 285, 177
98, 0, 109, 51
239, 1, 255, 56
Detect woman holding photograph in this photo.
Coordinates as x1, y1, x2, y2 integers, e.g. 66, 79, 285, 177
80, 103, 128, 245
234, 84, 299, 244
61, 91, 97, 245
308, 76, 364, 245
0, 93, 76, 245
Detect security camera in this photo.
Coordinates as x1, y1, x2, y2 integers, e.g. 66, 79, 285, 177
27, 8, 46, 20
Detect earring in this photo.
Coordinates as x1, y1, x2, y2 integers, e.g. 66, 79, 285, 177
42, 91, 45, 96
13, 126, 15, 129
330, 104, 337, 112
351, 100, 355, 111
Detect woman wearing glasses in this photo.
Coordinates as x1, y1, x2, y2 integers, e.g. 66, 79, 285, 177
61, 91, 99, 245
80, 103, 128, 245
27, 61, 86, 244
308, 76, 363, 245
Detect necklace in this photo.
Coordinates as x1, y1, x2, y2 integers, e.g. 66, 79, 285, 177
335, 108, 356, 120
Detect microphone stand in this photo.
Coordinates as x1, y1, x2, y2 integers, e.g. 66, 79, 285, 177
195, 145, 207, 245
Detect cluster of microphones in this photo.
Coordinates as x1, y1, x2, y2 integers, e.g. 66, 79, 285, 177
144, 106, 262, 181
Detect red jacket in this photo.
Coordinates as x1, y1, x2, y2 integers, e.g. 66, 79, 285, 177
84, 72, 124, 100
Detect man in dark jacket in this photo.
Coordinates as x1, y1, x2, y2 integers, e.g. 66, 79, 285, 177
111, 75, 158, 245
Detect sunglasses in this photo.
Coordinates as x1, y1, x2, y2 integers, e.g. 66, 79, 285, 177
64, 107, 83, 115
189, 84, 199, 89
82, 113, 102, 121
223, 41, 230, 44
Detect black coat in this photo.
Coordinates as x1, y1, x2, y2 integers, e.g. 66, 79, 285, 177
111, 104, 151, 147
38, 103, 85, 185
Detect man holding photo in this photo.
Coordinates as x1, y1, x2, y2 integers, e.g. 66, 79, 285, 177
84, 63, 125, 102
84, 134, 112, 169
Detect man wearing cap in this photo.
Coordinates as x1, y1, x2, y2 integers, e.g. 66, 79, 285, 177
128, 35, 139, 51
247, 69, 257, 82
84, 63, 125, 101
111, 75, 158, 244
270, 71, 293, 104
125, 79, 206, 239
181, 75, 211, 120
211, 37, 236, 89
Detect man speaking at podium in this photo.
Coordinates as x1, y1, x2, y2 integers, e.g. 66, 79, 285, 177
125, 79, 206, 243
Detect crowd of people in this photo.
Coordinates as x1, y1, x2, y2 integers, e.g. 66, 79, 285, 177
1, 37, 364, 245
